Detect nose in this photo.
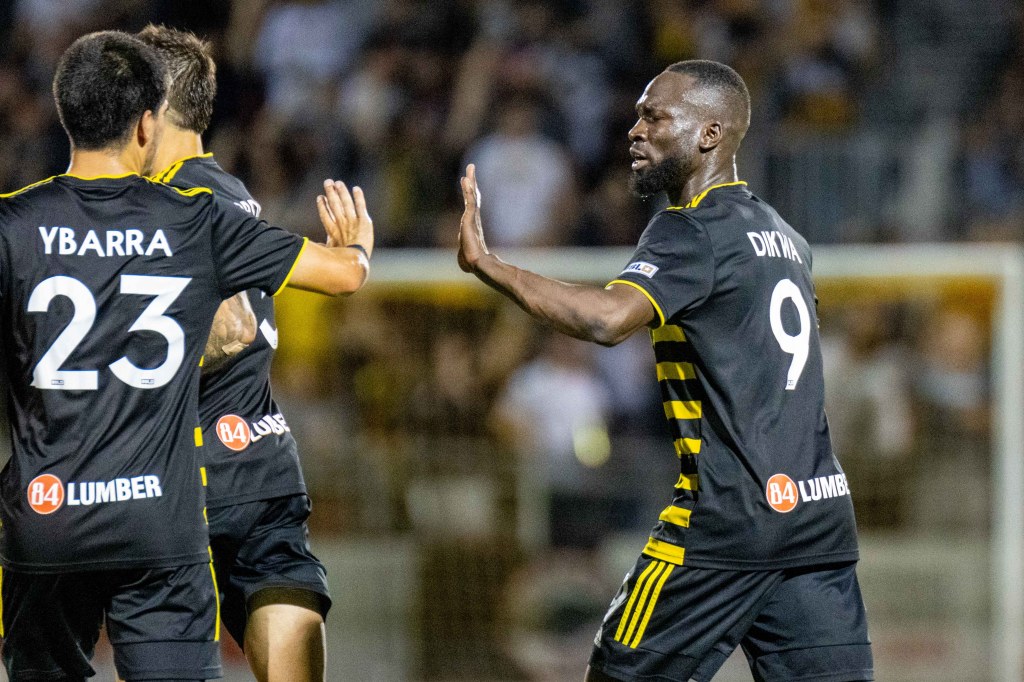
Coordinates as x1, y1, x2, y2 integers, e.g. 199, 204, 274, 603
628, 119, 645, 142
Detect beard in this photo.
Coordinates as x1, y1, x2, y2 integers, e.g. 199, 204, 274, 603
629, 155, 689, 198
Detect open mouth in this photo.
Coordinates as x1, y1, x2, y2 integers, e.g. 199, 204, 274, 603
630, 148, 648, 170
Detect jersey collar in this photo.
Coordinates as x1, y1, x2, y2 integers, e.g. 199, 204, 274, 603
150, 152, 214, 184
669, 181, 748, 210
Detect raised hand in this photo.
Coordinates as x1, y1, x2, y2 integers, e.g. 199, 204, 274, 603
458, 164, 489, 272
317, 180, 374, 257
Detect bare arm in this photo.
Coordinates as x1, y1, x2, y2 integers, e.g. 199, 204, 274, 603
457, 164, 654, 346
285, 180, 375, 296
202, 291, 257, 373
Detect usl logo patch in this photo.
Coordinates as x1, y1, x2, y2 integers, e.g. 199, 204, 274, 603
622, 261, 659, 278
216, 414, 252, 452
766, 473, 798, 513
27, 474, 65, 514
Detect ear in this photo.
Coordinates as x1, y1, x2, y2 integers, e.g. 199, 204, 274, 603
698, 121, 722, 152
137, 109, 156, 148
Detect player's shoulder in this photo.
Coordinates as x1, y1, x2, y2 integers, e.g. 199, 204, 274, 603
0, 174, 62, 201
155, 154, 255, 207
642, 203, 707, 240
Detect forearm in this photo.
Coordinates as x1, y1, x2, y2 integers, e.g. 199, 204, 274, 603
285, 244, 369, 296
473, 254, 631, 346
202, 293, 257, 373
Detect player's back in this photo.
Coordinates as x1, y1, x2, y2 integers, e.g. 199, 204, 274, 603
613, 183, 858, 569
0, 173, 246, 572
157, 154, 307, 508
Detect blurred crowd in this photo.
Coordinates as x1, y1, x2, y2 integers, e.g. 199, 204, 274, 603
0, 0, 895, 246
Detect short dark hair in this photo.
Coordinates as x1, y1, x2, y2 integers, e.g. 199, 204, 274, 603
137, 25, 216, 134
666, 59, 751, 121
53, 31, 167, 150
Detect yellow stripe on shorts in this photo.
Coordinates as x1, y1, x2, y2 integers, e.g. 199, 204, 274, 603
208, 547, 220, 642
629, 563, 674, 648
617, 561, 668, 647
614, 561, 659, 643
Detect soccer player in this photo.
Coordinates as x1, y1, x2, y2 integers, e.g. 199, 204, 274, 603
457, 60, 873, 682
0, 31, 372, 682
137, 25, 330, 681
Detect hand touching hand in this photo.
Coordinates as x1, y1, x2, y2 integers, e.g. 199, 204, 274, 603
458, 164, 489, 273
317, 180, 374, 257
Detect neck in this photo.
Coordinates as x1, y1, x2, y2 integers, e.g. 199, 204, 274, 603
669, 156, 739, 207
152, 126, 205, 176
66, 148, 139, 179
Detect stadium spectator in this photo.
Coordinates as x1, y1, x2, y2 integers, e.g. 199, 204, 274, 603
463, 96, 578, 246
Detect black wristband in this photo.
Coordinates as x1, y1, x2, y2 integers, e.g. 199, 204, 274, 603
349, 244, 370, 261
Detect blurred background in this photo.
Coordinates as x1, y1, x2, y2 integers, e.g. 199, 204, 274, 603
1, 0, 1023, 680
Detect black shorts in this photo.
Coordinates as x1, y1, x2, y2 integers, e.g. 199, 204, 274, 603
207, 494, 331, 647
1, 562, 219, 681
589, 557, 873, 682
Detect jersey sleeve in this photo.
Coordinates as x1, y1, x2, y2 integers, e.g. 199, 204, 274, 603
607, 210, 714, 326
207, 195, 308, 298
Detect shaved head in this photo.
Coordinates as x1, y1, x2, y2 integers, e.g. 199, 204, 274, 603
665, 60, 751, 147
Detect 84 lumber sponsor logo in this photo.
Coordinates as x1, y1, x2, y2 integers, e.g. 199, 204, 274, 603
766, 472, 851, 513
27, 473, 163, 514
216, 413, 291, 452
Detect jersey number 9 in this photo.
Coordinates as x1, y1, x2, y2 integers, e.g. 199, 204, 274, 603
769, 278, 811, 391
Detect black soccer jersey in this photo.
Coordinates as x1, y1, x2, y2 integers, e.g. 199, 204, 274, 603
154, 154, 306, 508
609, 182, 859, 570
0, 173, 306, 572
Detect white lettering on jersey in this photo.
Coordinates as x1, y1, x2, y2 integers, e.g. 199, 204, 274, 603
39, 226, 173, 257
235, 199, 262, 217
621, 261, 659, 278
249, 413, 291, 444
767, 473, 850, 512
260, 319, 279, 348
66, 475, 162, 506
146, 230, 172, 257
747, 231, 802, 263
38, 226, 59, 252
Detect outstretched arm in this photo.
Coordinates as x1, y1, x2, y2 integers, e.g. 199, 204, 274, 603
202, 291, 257, 373
457, 164, 654, 346
285, 180, 375, 296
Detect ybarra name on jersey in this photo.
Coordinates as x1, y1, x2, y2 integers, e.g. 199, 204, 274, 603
215, 413, 290, 452
765, 472, 851, 513
26, 473, 162, 515
38, 225, 173, 258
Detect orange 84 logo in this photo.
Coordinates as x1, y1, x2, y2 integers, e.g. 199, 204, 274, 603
27, 474, 65, 514
216, 414, 251, 452
766, 473, 798, 513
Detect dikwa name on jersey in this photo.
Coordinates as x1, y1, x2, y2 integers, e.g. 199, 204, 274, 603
39, 226, 173, 258
747, 230, 802, 263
